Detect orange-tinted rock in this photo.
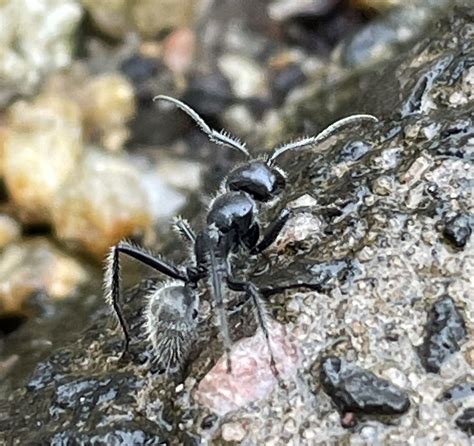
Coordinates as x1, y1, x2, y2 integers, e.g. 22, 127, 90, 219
0, 215, 21, 248
82, 0, 197, 39
0, 238, 88, 315
52, 150, 153, 257
3, 94, 83, 223
79, 74, 136, 151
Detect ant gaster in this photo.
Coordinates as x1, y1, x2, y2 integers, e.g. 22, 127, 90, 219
104, 96, 378, 375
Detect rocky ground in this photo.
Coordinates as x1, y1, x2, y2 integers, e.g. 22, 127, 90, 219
0, 1, 472, 445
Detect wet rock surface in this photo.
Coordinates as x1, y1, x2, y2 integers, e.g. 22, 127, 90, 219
319, 356, 410, 417
0, 4, 473, 446
418, 296, 467, 373
3, 279, 171, 444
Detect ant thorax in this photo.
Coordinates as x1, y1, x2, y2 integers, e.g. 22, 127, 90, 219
145, 283, 199, 373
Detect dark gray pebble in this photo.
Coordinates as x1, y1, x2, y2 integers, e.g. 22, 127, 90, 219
443, 214, 472, 249
182, 72, 233, 117
320, 356, 411, 417
455, 407, 474, 436
270, 63, 307, 105
418, 296, 467, 373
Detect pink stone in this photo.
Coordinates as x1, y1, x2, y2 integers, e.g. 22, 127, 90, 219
195, 321, 300, 416
163, 28, 195, 75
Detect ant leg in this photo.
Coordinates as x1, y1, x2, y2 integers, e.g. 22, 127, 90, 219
251, 208, 291, 254
227, 278, 280, 379
259, 281, 325, 297
171, 218, 208, 284
172, 216, 196, 244
208, 249, 233, 373
104, 245, 131, 356
104, 240, 188, 356
115, 241, 188, 281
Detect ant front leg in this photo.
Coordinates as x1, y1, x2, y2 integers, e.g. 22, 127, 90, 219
104, 240, 189, 357
251, 208, 291, 255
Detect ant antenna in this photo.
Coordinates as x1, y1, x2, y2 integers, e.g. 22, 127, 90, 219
267, 114, 379, 165
154, 95, 250, 157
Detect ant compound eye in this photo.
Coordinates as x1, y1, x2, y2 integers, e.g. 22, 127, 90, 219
192, 309, 199, 319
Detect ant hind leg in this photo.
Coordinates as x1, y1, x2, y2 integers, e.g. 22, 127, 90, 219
104, 240, 188, 357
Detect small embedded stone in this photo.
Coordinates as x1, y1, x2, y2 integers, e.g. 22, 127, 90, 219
320, 356, 410, 416
438, 381, 474, 402
195, 322, 300, 416
442, 214, 472, 249
418, 296, 467, 373
455, 407, 474, 436
340, 411, 357, 428
221, 422, 246, 443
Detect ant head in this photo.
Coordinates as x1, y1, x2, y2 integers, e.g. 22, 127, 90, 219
154, 96, 378, 199
226, 160, 286, 202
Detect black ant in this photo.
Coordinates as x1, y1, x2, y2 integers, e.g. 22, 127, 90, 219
104, 96, 378, 375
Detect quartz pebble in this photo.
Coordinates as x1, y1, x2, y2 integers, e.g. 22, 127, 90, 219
221, 422, 247, 442
195, 322, 300, 416
218, 54, 267, 99
162, 28, 195, 75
